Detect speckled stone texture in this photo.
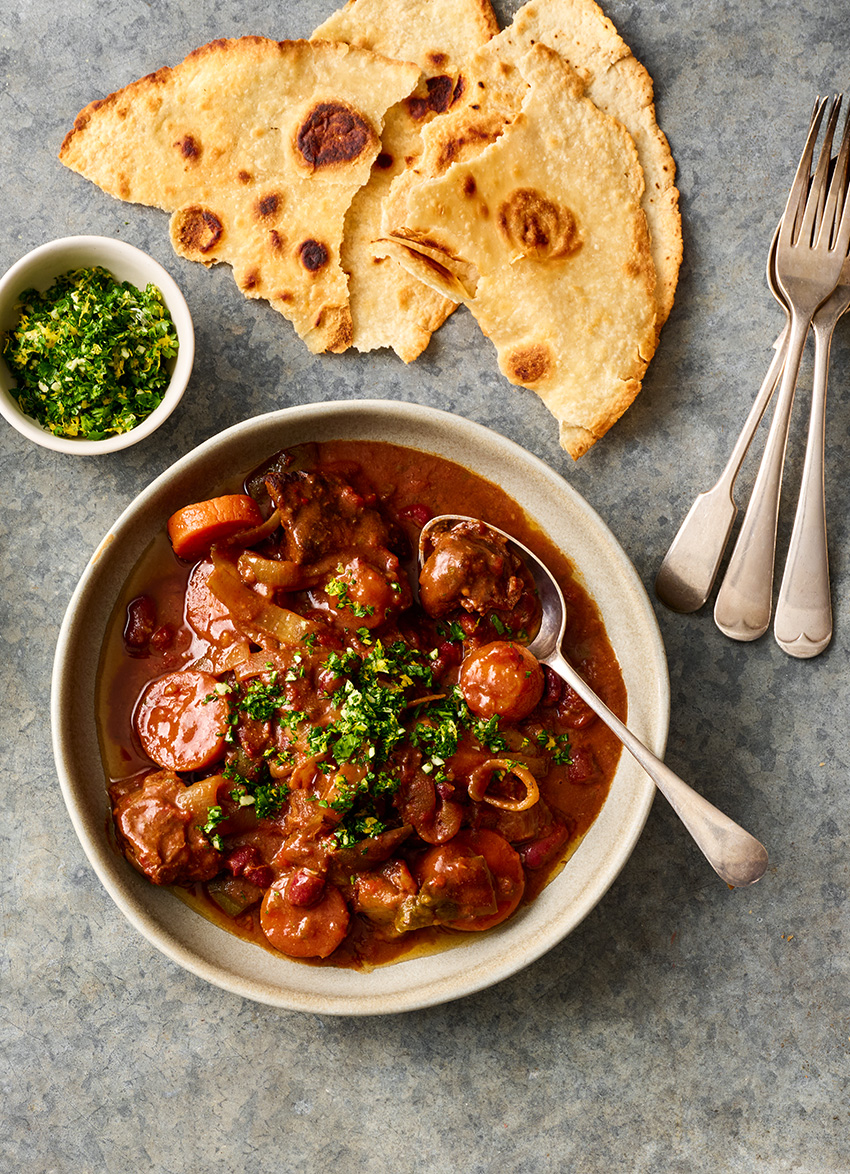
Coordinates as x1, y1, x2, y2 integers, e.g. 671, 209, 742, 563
2, 1, 849, 1170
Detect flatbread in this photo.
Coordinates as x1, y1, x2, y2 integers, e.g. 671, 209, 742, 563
310, 0, 499, 361
379, 43, 658, 458
384, 0, 681, 330
59, 38, 419, 353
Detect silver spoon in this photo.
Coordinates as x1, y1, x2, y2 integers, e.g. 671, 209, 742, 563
655, 225, 789, 613
420, 515, 769, 888
773, 244, 850, 657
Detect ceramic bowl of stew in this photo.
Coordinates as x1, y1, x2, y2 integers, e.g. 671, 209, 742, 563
51, 399, 668, 1014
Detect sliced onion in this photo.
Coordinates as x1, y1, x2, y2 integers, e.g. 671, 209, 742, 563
208, 548, 319, 647
218, 641, 252, 671
237, 550, 304, 589
468, 758, 540, 812
233, 651, 285, 681
174, 774, 228, 818
224, 508, 281, 550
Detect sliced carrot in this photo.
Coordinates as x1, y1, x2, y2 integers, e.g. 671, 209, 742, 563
166, 494, 264, 560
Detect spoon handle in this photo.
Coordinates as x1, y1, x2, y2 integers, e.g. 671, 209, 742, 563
713, 310, 809, 640
773, 312, 838, 657
547, 650, 768, 888
655, 331, 787, 614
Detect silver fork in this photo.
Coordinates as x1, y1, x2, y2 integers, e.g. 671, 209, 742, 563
714, 96, 850, 642
773, 244, 850, 656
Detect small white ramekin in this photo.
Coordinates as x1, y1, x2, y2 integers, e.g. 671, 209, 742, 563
0, 235, 194, 454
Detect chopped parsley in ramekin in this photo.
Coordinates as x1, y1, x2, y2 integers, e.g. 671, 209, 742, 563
2, 266, 179, 440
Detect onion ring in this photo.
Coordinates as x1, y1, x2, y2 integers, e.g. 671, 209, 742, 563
468, 757, 540, 812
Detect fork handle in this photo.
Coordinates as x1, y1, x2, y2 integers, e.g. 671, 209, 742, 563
714, 310, 809, 640
773, 313, 837, 657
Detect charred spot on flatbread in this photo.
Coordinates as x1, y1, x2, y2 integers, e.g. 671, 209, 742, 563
407, 75, 465, 120
295, 101, 377, 171
375, 152, 394, 170
255, 192, 283, 220
175, 134, 201, 162
299, 240, 331, 272
170, 205, 224, 258
506, 342, 552, 384
433, 116, 508, 172
497, 188, 581, 260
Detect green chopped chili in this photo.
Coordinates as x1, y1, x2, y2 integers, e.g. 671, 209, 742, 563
2, 265, 179, 439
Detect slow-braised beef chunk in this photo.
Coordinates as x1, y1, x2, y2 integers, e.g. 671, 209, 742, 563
265, 469, 396, 568
111, 769, 222, 886
419, 519, 525, 618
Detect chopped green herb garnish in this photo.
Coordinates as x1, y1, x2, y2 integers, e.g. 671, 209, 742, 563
201, 805, 225, 851
471, 713, 509, 752
222, 762, 289, 820
535, 727, 572, 765
324, 649, 360, 677
3, 266, 179, 439
238, 678, 287, 722
325, 569, 375, 617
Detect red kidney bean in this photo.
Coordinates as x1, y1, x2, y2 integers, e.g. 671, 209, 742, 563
568, 746, 598, 784
243, 864, 274, 889
542, 666, 565, 707
149, 624, 175, 653
225, 846, 260, 877
518, 823, 571, 870
287, 868, 326, 907
399, 503, 432, 528
124, 596, 156, 652
558, 685, 597, 729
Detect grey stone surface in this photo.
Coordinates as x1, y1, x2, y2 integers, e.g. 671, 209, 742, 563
2, 1, 849, 1170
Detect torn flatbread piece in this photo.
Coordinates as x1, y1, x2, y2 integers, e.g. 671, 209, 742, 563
311, 0, 498, 360
59, 37, 419, 353
379, 44, 658, 459
384, 0, 681, 332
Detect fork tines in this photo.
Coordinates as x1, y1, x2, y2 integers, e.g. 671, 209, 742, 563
783, 94, 850, 254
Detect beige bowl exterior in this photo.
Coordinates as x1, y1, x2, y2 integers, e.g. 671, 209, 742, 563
51, 401, 668, 1013
0, 235, 194, 454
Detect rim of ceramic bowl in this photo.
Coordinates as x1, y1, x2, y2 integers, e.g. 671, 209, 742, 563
0, 235, 194, 454
51, 400, 669, 1014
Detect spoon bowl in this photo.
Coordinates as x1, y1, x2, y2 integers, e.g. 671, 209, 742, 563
420, 515, 769, 888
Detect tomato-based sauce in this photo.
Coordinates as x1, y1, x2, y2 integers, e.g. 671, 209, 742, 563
97, 440, 626, 969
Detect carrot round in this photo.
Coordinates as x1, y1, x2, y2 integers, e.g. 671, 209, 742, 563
166, 494, 264, 560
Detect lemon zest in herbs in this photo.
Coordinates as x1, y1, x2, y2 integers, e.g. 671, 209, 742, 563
325, 569, 375, 618
2, 266, 179, 439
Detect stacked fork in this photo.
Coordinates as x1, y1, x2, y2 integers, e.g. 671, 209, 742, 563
656, 96, 850, 658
